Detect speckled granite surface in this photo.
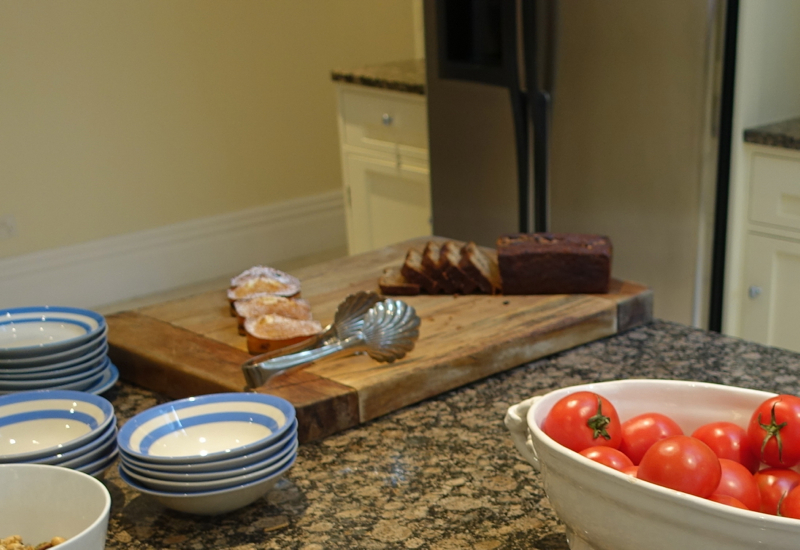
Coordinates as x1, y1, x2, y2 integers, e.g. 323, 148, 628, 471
744, 116, 800, 150
99, 320, 800, 549
331, 59, 425, 95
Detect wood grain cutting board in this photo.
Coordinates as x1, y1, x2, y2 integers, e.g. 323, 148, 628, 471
106, 236, 653, 443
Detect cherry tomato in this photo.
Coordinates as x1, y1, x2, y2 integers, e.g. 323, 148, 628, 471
708, 493, 749, 510
620, 412, 684, 465
692, 421, 759, 474
753, 468, 800, 515
622, 465, 638, 477
712, 458, 760, 511
637, 435, 721, 498
747, 395, 800, 468
542, 391, 622, 453
579, 446, 634, 472
779, 485, 800, 519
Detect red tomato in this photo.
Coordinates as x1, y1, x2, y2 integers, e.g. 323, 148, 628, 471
753, 468, 800, 515
542, 391, 622, 453
692, 421, 759, 474
747, 395, 800, 468
637, 436, 721, 498
779, 485, 800, 519
712, 458, 761, 511
620, 412, 684, 465
622, 465, 638, 477
579, 446, 635, 472
708, 493, 749, 510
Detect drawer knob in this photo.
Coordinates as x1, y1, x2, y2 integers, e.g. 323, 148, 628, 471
748, 285, 762, 299
381, 113, 393, 126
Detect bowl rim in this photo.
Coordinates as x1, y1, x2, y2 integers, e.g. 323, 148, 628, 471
0, 344, 109, 377
0, 389, 115, 462
30, 416, 117, 465
117, 392, 296, 464
0, 357, 110, 389
526, 378, 800, 530
0, 327, 107, 367
0, 307, 107, 358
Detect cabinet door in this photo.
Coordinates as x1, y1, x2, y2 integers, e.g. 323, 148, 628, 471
741, 233, 800, 352
343, 152, 432, 255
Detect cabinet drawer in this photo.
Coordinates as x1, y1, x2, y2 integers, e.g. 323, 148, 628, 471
749, 152, 800, 232
339, 87, 428, 153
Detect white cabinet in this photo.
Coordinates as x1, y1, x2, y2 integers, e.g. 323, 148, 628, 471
335, 84, 432, 255
735, 146, 800, 352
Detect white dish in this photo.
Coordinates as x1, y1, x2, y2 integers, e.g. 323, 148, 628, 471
0, 463, 111, 550
29, 418, 117, 466
505, 379, 800, 550
0, 328, 107, 368
118, 455, 295, 515
0, 357, 109, 390
0, 343, 108, 377
119, 418, 298, 473
88, 362, 119, 395
0, 307, 106, 359
0, 390, 115, 462
117, 393, 295, 464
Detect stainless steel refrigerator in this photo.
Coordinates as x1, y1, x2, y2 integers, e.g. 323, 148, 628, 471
423, 0, 738, 328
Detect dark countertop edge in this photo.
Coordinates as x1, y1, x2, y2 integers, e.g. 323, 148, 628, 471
331, 59, 426, 95
743, 116, 800, 151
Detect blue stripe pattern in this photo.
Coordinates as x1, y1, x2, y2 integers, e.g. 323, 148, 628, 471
138, 412, 280, 456
0, 409, 98, 429
0, 317, 92, 332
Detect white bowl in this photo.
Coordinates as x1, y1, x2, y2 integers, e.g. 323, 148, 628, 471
117, 393, 295, 464
0, 327, 107, 368
76, 447, 119, 477
0, 357, 110, 390
118, 454, 296, 515
121, 438, 297, 492
505, 379, 800, 550
0, 390, 115, 462
28, 416, 117, 465
0, 342, 108, 376
0, 463, 111, 549
85, 362, 119, 396
0, 307, 106, 359
118, 418, 298, 474
59, 428, 118, 469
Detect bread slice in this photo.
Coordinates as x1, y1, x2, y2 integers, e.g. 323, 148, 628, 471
379, 267, 421, 296
421, 241, 456, 294
244, 314, 322, 355
400, 248, 440, 294
440, 241, 478, 294
233, 294, 313, 335
459, 241, 502, 294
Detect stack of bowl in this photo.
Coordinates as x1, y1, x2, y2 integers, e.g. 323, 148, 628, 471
0, 389, 119, 478
0, 306, 119, 395
117, 392, 298, 515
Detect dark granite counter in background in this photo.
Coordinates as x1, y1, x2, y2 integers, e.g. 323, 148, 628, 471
331, 59, 426, 95
101, 320, 800, 549
744, 116, 800, 150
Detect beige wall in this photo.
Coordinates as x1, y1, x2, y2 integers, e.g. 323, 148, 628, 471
0, 0, 417, 259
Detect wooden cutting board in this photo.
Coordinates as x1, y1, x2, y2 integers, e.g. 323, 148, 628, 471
106, 236, 653, 443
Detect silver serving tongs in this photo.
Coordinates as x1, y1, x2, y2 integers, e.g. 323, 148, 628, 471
242, 298, 420, 389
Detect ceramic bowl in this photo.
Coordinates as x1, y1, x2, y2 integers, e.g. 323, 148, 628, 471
505, 379, 800, 550
118, 454, 296, 515
0, 327, 107, 368
0, 357, 109, 390
75, 447, 119, 478
59, 428, 118, 469
0, 307, 106, 359
28, 416, 117, 465
0, 390, 115, 462
0, 342, 108, 376
121, 438, 297, 492
119, 418, 298, 474
84, 362, 119, 396
117, 393, 295, 464
0, 463, 111, 549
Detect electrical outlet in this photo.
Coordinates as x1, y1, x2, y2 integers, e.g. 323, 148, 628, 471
0, 215, 17, 240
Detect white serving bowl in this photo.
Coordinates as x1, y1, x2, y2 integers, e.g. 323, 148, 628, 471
0, 390, 115, 462
117, 393, 295, 464
119, 418, 298, 474
505, 379, 800, 550
118, 454, 296, 515
121, 438, 297, 492
0, 307, 106, 359
0, 463, 111, 549
0, 327, 107, 368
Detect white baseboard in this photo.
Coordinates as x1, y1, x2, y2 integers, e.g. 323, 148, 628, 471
0, 191, 347, 310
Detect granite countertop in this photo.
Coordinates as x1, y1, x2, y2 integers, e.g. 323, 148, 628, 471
100, 320, 800, 549
331, 59, 426, 95
744, 116, 800, 151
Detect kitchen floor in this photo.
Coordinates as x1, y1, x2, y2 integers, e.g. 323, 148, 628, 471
94, 246, 348, 315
